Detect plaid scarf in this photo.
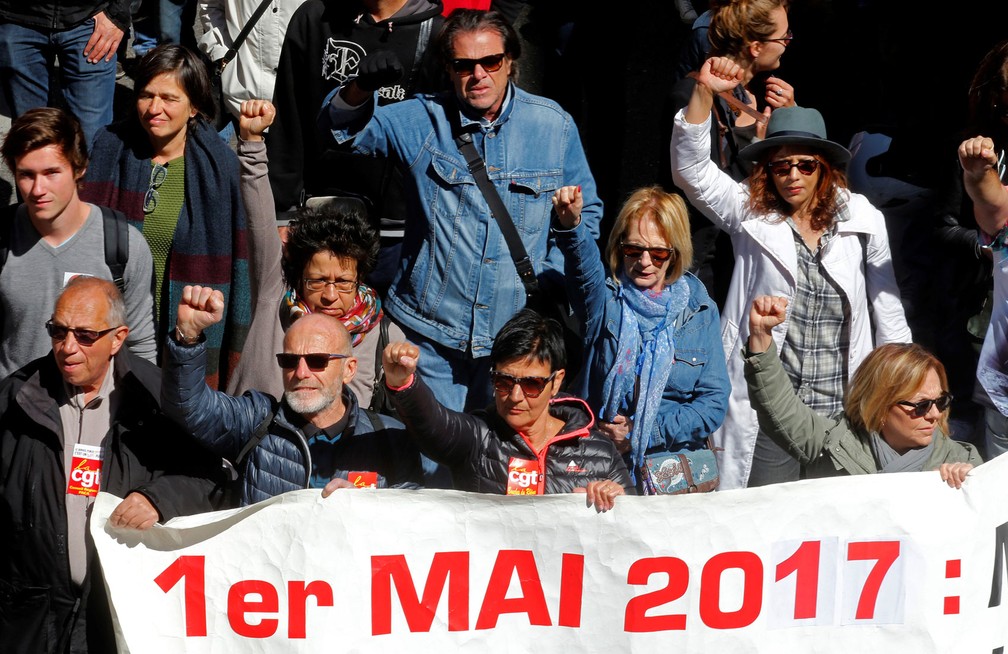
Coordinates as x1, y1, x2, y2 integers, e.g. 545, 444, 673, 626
81, 118, 251, 390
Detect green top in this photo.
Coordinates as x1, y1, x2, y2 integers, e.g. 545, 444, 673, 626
142, 156, 185, 322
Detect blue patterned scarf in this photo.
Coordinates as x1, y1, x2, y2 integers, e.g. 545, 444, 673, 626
600, 274, 690, 469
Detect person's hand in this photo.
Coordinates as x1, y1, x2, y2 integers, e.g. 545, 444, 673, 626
108, 492, 160, 530
382, 341, 420, 388
597, 415, 632, 455
321, 477, 357, 497
354, 51, 403, 93
748, 295, 788, 353
551, 185, 583, 228
696, 56, 744, 95
177, 285, 225, 340
755, 106, 772, 140
939, 462, 973, 489
574, 480, 625, 512
765, 76, 795, 109
959, 136, 999, 180
84, 11, 124, 64
238, 99, 276, 142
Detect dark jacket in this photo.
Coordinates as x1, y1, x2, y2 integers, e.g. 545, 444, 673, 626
390, 375, 634, 494
267, 0, 444, 226
161, 337, 424, 505
0, 350, 221, 654
0, 0, 130, 32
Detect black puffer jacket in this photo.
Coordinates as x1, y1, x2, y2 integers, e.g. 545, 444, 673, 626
391, 376, 634, 494
0, 0, 131, 32
0, 350, 221, 654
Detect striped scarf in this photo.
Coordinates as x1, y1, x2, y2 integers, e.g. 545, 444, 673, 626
81, 118, 251, 391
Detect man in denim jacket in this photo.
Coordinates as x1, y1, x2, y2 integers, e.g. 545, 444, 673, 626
321, 8, 602, 411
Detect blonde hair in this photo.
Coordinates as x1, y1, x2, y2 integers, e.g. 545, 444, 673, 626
845, 343, 950, 437
708, 0, 786, 59
605, 186, 693, 284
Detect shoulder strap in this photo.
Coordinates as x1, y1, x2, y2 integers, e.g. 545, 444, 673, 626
363, 408, 385, 433
405, 16, 435, 88
449, 112, 540, 297
100, 206, 129, 295
234, 395, 278, 470
220, 0, 275, 69
0, 204, 15, 269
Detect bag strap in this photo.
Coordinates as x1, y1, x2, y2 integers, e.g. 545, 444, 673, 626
232, 395, 278, 474
450, 112, 540, 297
219, 0, 275, 71
405, 16, 434, 89
0, 204, 14, 269
370, 313, 391, 400
363, 408, 385, 433
100, 206, 129, 295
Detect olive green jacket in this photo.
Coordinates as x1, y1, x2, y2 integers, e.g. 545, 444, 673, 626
743, 343, 982, 477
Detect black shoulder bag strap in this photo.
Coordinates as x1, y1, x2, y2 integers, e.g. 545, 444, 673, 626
405, 16, 435, 89
100, 206, 129, 294
219, 0, 275, 72
449, 111, 540, 297
232, 396, 278, 475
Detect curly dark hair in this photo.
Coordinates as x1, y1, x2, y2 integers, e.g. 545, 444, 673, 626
747, 154, 849, 232
282, 205, 379, 290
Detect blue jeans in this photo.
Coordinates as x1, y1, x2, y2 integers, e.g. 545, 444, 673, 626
398, 323, 493, 413
984, 408, 1008, 461
159, 0, 189, 44
0, 19, 116, 149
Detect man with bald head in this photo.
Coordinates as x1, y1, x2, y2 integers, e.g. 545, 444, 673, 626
162, 284, 424, 505
0, 276, 220, 652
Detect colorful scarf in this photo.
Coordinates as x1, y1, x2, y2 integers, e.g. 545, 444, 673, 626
281, 284, 384, 347
81, 118, 251, 391
599, 274, 691, 470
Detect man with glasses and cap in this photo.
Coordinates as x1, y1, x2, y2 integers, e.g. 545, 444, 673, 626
321, 8, 602, 413
162, 284, 426, 506
0, 106, 157, 380
0, 275, 222, 652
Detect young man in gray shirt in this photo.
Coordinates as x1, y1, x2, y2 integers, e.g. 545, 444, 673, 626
0, 107, 156, 378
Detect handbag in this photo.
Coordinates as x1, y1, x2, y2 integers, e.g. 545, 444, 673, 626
638, 439, 720, 495
450, 116, 583, 378
209, 0, 274, 129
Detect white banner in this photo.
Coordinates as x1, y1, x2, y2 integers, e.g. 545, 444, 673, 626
93, 455, 1008, 652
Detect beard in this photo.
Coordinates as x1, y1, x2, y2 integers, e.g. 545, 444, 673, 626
284, 385, 337, 416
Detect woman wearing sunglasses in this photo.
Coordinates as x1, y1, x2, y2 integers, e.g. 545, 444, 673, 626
670, 56, 912, 490
745, 296, 979, 487
81, 44, 250, 391
552, 185, 730, 491
382, 309, 633, 512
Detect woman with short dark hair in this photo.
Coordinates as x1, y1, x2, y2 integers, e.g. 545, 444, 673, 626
81, 43, 250, 391
382, 309, 633, 511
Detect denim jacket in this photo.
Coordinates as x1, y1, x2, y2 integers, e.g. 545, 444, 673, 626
323, 84, 602, 355
555, 220, 730, 450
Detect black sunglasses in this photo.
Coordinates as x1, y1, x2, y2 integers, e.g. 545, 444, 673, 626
450, 53, 507, 75
768, 159, 821, 176
276, 352, 349, 371
620, 242, 676, 264
45, 319, 119, 346
490, 370, 557, 399
897, 392, 953, 418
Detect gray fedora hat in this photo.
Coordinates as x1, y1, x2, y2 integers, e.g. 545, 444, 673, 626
738, 106, 851, 166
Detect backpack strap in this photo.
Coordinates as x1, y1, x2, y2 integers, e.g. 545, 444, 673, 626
233, 395, 279, 474
0, 203, 19, 270
100, 206, 130, 295
362, 408, 385, 433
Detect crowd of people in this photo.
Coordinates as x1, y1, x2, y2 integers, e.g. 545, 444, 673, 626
0, 0, 1005, 650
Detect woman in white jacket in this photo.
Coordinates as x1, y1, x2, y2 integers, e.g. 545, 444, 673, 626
671, 57, 911, 489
